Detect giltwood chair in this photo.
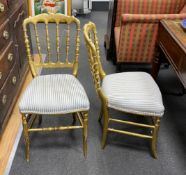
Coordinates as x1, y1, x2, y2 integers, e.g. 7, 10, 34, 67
19, 14, 89, 161
84, 22, 164, 158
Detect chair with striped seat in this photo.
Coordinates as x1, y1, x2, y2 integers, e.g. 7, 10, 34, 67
20, 14, 90, 161
107, 0, 186, 65
84, 22, 164, 158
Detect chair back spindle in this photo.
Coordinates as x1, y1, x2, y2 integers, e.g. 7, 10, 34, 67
56, 22, 60, 63
65, 24, 70, 63
45, 22, 51, 63
33, 24, 42, 64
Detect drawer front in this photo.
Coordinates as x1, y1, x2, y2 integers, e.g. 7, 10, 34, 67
0, 41, 15, 88
0, 0, 8, 17
0, 19, 11, 51
0, 63, 19, 125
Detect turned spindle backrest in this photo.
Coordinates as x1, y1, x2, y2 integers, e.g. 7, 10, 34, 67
83, 22, 106, 91
23, 13, 80, 77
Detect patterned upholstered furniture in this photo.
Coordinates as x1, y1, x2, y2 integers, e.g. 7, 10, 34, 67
106, 0, 186, 64
84, 22, 164, 158
19, 14, 90, 161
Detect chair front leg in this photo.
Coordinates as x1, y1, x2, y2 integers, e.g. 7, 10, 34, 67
151, 117, 160, 159
22, 114, 30, 162
82, 112, 88, 157
101, 104, 109, 149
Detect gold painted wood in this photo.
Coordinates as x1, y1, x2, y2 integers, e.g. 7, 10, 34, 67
83, 22, 106, 92
22, 114, 30, 162
151, 117, 160, 158
82, 112, 88, 157
84, 22, 161, 158
23, 13, 80, 77
28, 125, 83, 132
21, 110, 88, 161
56, 23, 60, 62
33, 24, 42, 63
66, 24, 70, 63
28, 114, 37, 129
109, 118, 155, 129
21, 15, 89, 161
108, 128, 153, 139
27, 0, 32, 16
76, 112, 84, 126
45, 23, 51, 62
67, 0, 72, 16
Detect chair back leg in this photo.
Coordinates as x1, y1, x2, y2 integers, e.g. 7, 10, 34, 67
101, 104, 109, 149
151, 117, 161, 159
82, 112, 88, 157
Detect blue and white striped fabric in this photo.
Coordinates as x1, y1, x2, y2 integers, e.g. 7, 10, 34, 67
19, 74, 90, 114
102, 72, 164, 117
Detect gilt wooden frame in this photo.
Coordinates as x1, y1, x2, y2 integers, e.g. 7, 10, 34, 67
28, 0, 71, 16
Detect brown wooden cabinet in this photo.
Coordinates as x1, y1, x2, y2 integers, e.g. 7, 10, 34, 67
0, 0, 28, 134
11, 4, 27, 70
152, 20, 186, 90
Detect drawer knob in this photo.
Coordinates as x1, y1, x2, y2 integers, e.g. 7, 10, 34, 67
3, 30, 9, 40
0, 72, 2, 80
0, 3, 4, 13
2, 95, 7, 105
12, 76, 17, 85
8, 53, 13, 62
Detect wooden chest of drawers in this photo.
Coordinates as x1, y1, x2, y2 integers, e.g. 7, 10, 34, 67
0, 0, 28, 134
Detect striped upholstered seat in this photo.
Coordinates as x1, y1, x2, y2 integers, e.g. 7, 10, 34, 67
113, 0, 186, 64
102, 72, 164, 117
19, 74, 90, 114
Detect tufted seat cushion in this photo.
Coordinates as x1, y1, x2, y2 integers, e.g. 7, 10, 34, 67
19, 74, 90, 114
102, 72, 164, 117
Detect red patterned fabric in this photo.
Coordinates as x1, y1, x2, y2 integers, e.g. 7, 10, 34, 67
116, 13, 186, 63
122, 13, 186, 23
114, 0, 186, 63
115, 0, 186, 26
180, 4, 186, 13
114, 27, 120, 60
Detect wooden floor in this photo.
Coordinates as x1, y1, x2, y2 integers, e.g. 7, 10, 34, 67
0, 71, 33, 175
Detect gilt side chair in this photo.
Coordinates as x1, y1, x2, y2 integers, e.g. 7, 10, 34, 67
19, 13, 90, 161
84, 22, 165, 158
